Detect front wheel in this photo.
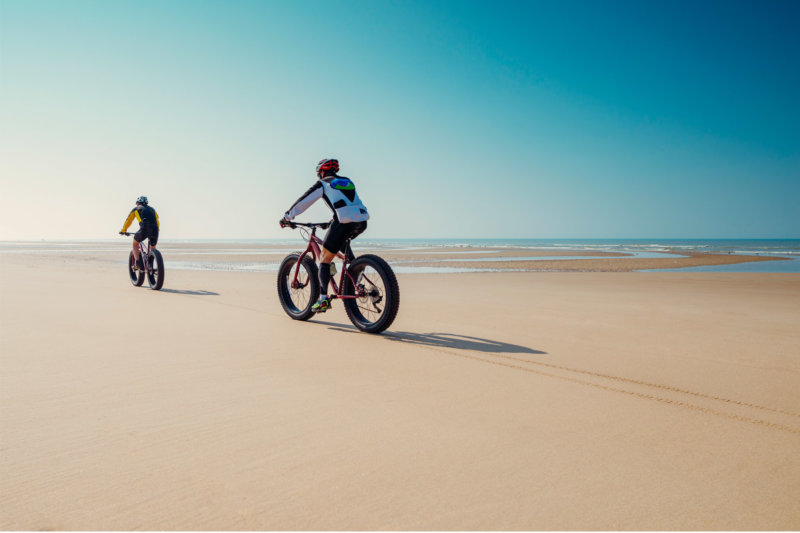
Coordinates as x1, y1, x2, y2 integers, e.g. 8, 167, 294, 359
128, 251, 144, 287
343, 254, 400, 334
277, 253, 320, 321
147, 249, 165, 290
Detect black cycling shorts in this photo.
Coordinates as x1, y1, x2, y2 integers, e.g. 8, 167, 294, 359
134, 226, 159, 247
323, 220, 366, 258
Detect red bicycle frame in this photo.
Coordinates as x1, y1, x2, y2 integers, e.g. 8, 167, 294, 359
137, 241, 152, 272
122, 232, 154, 275
291, 224, 362, 300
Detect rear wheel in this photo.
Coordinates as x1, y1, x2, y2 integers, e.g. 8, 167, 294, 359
277, 253, 319, 321
343, 254, 400, 334
147, 249, 165, 290
128, 251, 144, 287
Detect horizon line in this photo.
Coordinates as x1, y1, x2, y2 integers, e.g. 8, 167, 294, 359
2, 236, 800, 242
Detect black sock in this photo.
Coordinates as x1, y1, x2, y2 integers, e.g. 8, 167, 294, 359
319, 263, 331, 296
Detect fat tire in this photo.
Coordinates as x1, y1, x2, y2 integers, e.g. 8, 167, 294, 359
343, 254, 400, 334
128, 251, 145, 287
147, 249, 165, 290
277, 253, 320, 321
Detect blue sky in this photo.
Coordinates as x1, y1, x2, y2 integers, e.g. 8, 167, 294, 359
1, 0, 798, 239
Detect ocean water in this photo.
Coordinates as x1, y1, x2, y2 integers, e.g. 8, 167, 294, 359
2, 238, 799, 273
179, 239, 799, 273
354, 238, 800, 256
354, 239, 800, 272
4, 237, 797, 253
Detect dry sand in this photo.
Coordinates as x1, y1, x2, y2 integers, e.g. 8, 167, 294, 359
1, 248, 799, 530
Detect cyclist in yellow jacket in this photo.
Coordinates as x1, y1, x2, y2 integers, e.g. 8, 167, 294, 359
120, 196, 160, 270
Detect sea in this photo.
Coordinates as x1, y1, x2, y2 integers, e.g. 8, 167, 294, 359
367, 238, 800, 273
2, 238, 799, 273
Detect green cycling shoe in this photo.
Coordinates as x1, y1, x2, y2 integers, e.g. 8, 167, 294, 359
312, 296, 332, 313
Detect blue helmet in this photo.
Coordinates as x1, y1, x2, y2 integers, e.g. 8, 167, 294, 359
136, 196, 148, 205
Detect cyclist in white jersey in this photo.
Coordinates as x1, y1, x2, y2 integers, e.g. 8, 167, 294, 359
281, 158, 369, 313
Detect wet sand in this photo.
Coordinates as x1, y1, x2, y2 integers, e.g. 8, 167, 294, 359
415, 251, 786, 272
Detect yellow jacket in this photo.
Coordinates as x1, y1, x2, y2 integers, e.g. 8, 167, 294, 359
121, 205, 160, 233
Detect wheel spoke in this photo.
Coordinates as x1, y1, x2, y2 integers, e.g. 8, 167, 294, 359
356, 303, 380, 317
282, 259, 314, 315
350, 265, 388, 324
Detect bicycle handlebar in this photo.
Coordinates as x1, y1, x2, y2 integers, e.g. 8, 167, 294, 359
119, 232, 133, 236
280, 221, 331, 230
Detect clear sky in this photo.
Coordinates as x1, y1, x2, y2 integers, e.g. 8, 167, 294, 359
1, 0, 798, 240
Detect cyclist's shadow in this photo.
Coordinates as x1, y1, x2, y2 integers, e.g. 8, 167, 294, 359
160, 288, 220, 296
315, 320, 543, 354
383, 331, 545, 354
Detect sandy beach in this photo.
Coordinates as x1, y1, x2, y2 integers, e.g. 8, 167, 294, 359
1, 246, 799, 530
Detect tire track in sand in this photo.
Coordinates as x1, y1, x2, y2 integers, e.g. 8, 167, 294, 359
386, 337, 800, 436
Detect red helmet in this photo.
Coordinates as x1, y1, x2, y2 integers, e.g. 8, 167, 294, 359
316, 158, 339, 176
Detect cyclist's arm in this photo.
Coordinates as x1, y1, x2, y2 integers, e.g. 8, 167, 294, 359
155, 210, 160, 228
284, 182, 323, 221
120, 209, 136, 233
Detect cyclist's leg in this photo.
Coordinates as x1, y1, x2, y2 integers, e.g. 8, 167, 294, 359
318, 247, 336, 292
313, 222, 347, 312
343, 221, 367, 261
132, 228, 147, 267
312, 247, 337, 312
148, 228, 159, 249
320, 221, 348, 291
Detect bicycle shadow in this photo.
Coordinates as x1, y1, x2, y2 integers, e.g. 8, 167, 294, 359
160, 288, 220, 296
384, 331, 545, 355
312, 320, 543, 355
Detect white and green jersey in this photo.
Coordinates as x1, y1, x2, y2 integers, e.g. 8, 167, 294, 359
285, 175, 369, 223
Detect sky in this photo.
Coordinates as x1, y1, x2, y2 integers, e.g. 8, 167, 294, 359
1, 0, 798, 240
